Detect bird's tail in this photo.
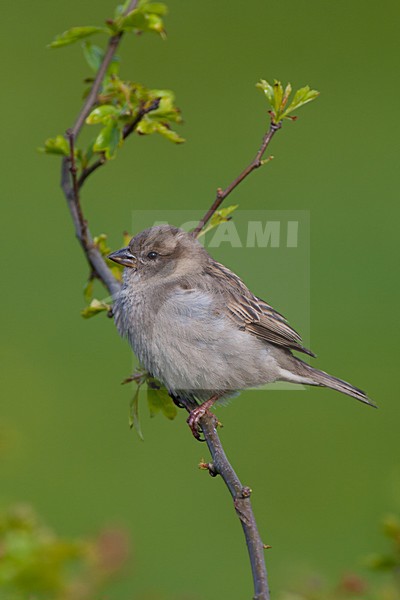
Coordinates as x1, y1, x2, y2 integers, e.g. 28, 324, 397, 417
285, 357, 376, 408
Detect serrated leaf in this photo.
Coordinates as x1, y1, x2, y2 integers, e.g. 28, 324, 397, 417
257, 78, 319, 123
129, 387, 144, 440
282, 85, 319, 118
86, 105, 120, 125
197, 205, 239, 237
49, 26, 105, 49
39, 135, 70, 156
93, 122, 123, 159
81, 299, 110, 319
136, 113, 184, 142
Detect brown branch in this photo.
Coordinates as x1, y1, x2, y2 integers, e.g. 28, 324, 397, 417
60, 0, 139, 297
192, 120, 282, 237
71, 0, 139, 138
180, 397, 270, 600
58, 4, 271, 597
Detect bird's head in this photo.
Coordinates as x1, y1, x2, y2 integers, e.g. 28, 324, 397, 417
108, 225, 209, 282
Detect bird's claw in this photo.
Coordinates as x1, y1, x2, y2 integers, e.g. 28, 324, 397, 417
187, 409, 205, 441
187, 406, 217, 441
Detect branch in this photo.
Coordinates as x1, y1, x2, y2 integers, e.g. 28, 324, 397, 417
192, 121, 282, 237
180, 397, 270, 600
58, 5, 271, 597
77, 97, 161, 189
60, 0, 139, 297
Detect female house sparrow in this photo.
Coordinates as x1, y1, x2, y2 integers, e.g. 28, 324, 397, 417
109, 225, 375, 438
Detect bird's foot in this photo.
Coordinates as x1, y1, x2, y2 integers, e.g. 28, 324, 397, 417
187, 406, 218, 441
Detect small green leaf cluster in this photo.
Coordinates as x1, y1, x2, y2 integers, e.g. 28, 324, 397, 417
0, 504, 127, 599
86, 75, 184, 159
48, 1, 167, 48
81, 233, 130, 318
257, 80, 319, 124
42, 23, 184, 166
112, 0, 168, 38
125, 368, 177, 440
197, 205, 239, 238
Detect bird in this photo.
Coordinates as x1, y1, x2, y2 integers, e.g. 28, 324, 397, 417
108, 224, 375, 438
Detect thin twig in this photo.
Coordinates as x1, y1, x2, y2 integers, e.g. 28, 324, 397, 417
181, 397, 270, 600
192, 121, 282, 237
71, 0, 139, 138
60, 0, 139, 297
59, 4, 271, 598
66, 130, 88, 244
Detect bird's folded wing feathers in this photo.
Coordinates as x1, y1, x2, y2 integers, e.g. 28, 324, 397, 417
204, 261, 316, 357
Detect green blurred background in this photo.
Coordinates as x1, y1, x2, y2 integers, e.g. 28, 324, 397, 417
2, 0, 400, 597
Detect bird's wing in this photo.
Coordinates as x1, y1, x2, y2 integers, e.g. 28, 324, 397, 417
204, 260, 316, 357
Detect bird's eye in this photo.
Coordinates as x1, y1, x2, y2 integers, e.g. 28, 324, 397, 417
147, 251, 158, 260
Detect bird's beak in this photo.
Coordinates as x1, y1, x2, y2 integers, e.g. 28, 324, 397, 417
108, 247, 137, 269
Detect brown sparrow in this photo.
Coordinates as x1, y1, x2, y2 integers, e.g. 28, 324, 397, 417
109, 225, 375, 438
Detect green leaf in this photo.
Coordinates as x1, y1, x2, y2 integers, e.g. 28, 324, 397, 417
39, 135, 69, 156
136, 116, 184, 143
197, 205, 239, 237
86, 105, 120, 124
93, 233, 111, 256
93, 122, 123, 159
148, 89, 182, 123
82, 41, 104, 71
81, 299, 111, 319
272, 80, 283, 115
147, 387, 177, 420
257, 78, 319, 123
281, 85, 320, 118
117, 5, 166, 36
256, 79, 274, 104
49, 26, 105, 49
82, 41, 120, 75
145, 3, 168, 16
129, 387, 144, 440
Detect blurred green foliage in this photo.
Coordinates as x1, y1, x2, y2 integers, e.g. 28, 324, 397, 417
0, 505, 129, 600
